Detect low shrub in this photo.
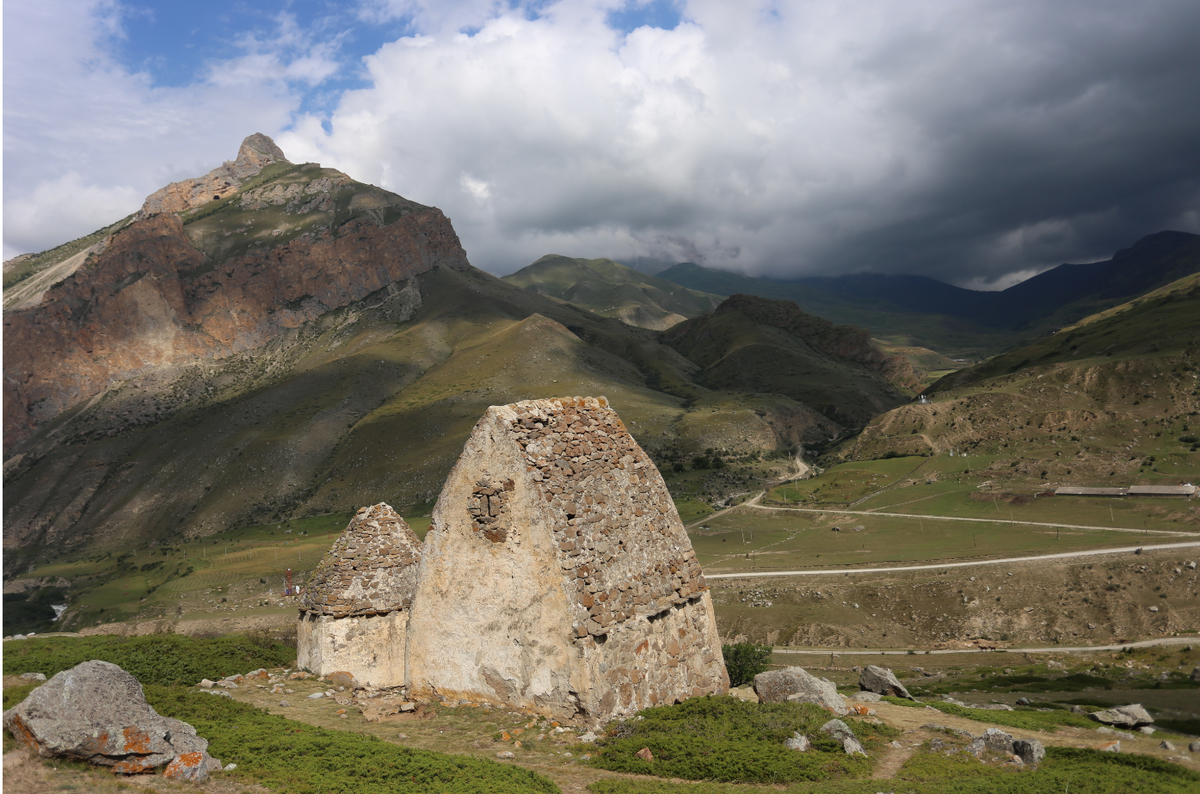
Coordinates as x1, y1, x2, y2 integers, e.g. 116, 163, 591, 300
1, 633, 296, 686
590, 696, 894, 783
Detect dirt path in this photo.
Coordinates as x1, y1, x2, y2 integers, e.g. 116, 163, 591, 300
707, 539, 1200, 580
749, 503, 1196, 537
773, 634, 1200, 656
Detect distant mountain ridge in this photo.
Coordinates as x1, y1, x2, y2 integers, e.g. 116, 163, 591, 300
656, 231, 1200, 356
502, 254, 723, 330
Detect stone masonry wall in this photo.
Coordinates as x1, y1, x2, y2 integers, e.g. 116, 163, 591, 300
405, 397, 727, 724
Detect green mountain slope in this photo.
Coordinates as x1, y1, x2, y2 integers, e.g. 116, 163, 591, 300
838, 272, 1200, 483
662, 294, 915, 427
502, 254, 724, 329
657, 263, 1011, 357
5, 264, 901, 572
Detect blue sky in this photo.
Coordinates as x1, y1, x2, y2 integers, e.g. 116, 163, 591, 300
5, 0, 1200, 286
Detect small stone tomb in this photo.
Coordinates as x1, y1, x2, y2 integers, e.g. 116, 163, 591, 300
405, 397, 729, 723
297, 503, 421, 687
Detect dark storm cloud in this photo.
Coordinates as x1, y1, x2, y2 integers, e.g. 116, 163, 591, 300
6, 1, 1200, 288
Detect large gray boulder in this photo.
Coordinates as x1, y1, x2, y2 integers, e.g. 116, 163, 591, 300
1089, 703, 1154, 728
858, 665, 915, 700
753, 667, 848, 715
2, 660, 218, 780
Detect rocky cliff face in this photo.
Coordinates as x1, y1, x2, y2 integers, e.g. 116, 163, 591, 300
3, 135, 470, 452
140, 133, 288, 216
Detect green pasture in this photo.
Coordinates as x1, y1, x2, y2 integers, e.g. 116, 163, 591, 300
689, 506, 1167, 573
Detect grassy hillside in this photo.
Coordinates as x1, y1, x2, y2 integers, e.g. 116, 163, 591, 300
657, 263, 1012, 358
834, 272, 1200, 491
4, 263, 897, 580
502, 254, 724, 330
662, 294, 913, 427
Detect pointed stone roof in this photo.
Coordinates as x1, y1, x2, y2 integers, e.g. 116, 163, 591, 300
301, 503, 422, 617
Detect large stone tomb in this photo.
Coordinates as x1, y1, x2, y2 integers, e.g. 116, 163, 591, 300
297, 503, 421, 687
406, 397, 729, 722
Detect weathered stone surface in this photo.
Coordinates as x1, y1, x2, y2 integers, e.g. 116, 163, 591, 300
2, 660, 215, 777
820, 719, 866, 756
1089, 703, 1154, 728
1189, 740, 1200, 752
297, 504, 421, 688
784, 732, 811, 751
405, 397, 728, 724
303, 504, 422, 618
635, 747, 653, 761
849, 691, 882, 702
1014, 738, 1045, 765
753, 667, 848, 715
981, 728, 1015, 754
858, 665, 914, 700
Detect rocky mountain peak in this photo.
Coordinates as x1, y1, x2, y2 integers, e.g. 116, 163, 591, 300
140, 133, 290, 217
231, 133, 289, 178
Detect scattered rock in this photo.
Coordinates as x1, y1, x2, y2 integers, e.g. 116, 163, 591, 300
1189, 740, 1200, 752
307, 693, 325, 700
2, 660, 216, 779
820, 719, 867, 756
1160, 740, 1177, 751
580, 731, 598, 743
1090, 704, 1154, 728
496, 751, 514, 759
1015, 697, 1030, 706
1139, 726, 1156, 735
19, 673, 46, 683
1014, 738, 1045, 765
858, 665, 914, 700
223, 763, 237, 772
754, 667, 848, 714
279, 700, 289, 707
1070, 705, 1088, 715
635, 747, 654, 762
850, 691, 882, 702
327, 671, 358, 689
204, 690, 232, 699
964, 738, 986, 757
198, 679, 215, 688
784, 732, 811, 751
1099, 741, 1121, 753
981, 728, 1015, 754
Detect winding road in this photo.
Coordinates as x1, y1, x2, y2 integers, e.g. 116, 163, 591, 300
772, 635, 1200, 656
691, 491, 1200, 580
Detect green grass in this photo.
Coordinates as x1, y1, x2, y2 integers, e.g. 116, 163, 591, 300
589, 697, 893, 784
586, 745, 1200, 793
1, 633, 295, 686
879, 696, 1097, 731
5, 681, 559, 794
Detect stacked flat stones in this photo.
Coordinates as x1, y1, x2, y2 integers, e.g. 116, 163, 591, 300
302, 503, 421, 618
505, 397, 708, 639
